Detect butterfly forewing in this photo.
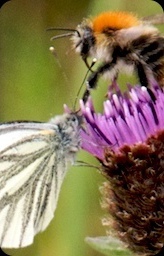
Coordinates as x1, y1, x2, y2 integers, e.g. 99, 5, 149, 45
0, 113, 81, 248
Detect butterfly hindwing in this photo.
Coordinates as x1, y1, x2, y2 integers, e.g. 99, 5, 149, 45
0, 114, 81, 248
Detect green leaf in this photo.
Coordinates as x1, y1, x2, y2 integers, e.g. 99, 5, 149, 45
85, 236, 134, 256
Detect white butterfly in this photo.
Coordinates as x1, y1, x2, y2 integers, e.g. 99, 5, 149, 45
0, 112, 81, 248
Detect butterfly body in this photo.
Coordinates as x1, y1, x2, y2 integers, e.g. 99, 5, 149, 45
0, 113, 81, 248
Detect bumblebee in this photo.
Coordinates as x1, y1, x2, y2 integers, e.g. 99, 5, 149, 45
50, 10, 164, 102
72, 11, 164, 99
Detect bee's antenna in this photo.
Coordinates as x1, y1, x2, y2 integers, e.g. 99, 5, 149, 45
47, 28, 81, 40
73, 58, 97, 110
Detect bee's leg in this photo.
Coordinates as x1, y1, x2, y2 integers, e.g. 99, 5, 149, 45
136, 61, 149, 88
87, 72, 99, 90
135, 61, 156, 101
87, 61, 116, 90
112, 73, 119, 85
82, 88, 90, 104
82, 62, 112, 103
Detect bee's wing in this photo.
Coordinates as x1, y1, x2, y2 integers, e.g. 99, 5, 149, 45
141, 13, 164, 24
0, 121, 69, 248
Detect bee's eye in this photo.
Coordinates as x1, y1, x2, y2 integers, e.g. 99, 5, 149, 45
79, 27, 95, 56
81, 40, 90, 56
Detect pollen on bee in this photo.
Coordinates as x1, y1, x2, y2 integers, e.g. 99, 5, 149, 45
92, 11, 141, 32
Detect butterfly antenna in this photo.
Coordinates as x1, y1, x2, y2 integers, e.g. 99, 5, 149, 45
73, 58, 97, 110
49, 46, 69, 85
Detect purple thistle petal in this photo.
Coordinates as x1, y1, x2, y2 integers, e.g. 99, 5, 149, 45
80, 83, 164, 159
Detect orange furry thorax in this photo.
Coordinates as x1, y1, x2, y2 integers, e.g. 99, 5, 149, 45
92, 11, 141, 32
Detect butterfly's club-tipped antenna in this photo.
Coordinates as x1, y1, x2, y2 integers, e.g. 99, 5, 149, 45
73, 58, 97, 110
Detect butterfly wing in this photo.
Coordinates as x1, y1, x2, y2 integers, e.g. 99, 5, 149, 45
0, 118, 79, 248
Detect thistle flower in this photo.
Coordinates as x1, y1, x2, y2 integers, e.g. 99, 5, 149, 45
80, 82, 164, 256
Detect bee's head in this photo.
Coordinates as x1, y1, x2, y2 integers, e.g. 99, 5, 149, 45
72, 20, 96, 68
72, 12, 141, 67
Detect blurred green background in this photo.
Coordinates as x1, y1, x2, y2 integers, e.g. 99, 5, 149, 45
0, 0, 162, 255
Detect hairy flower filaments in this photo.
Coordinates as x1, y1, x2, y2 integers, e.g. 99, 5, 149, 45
80, 82, 164, 255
